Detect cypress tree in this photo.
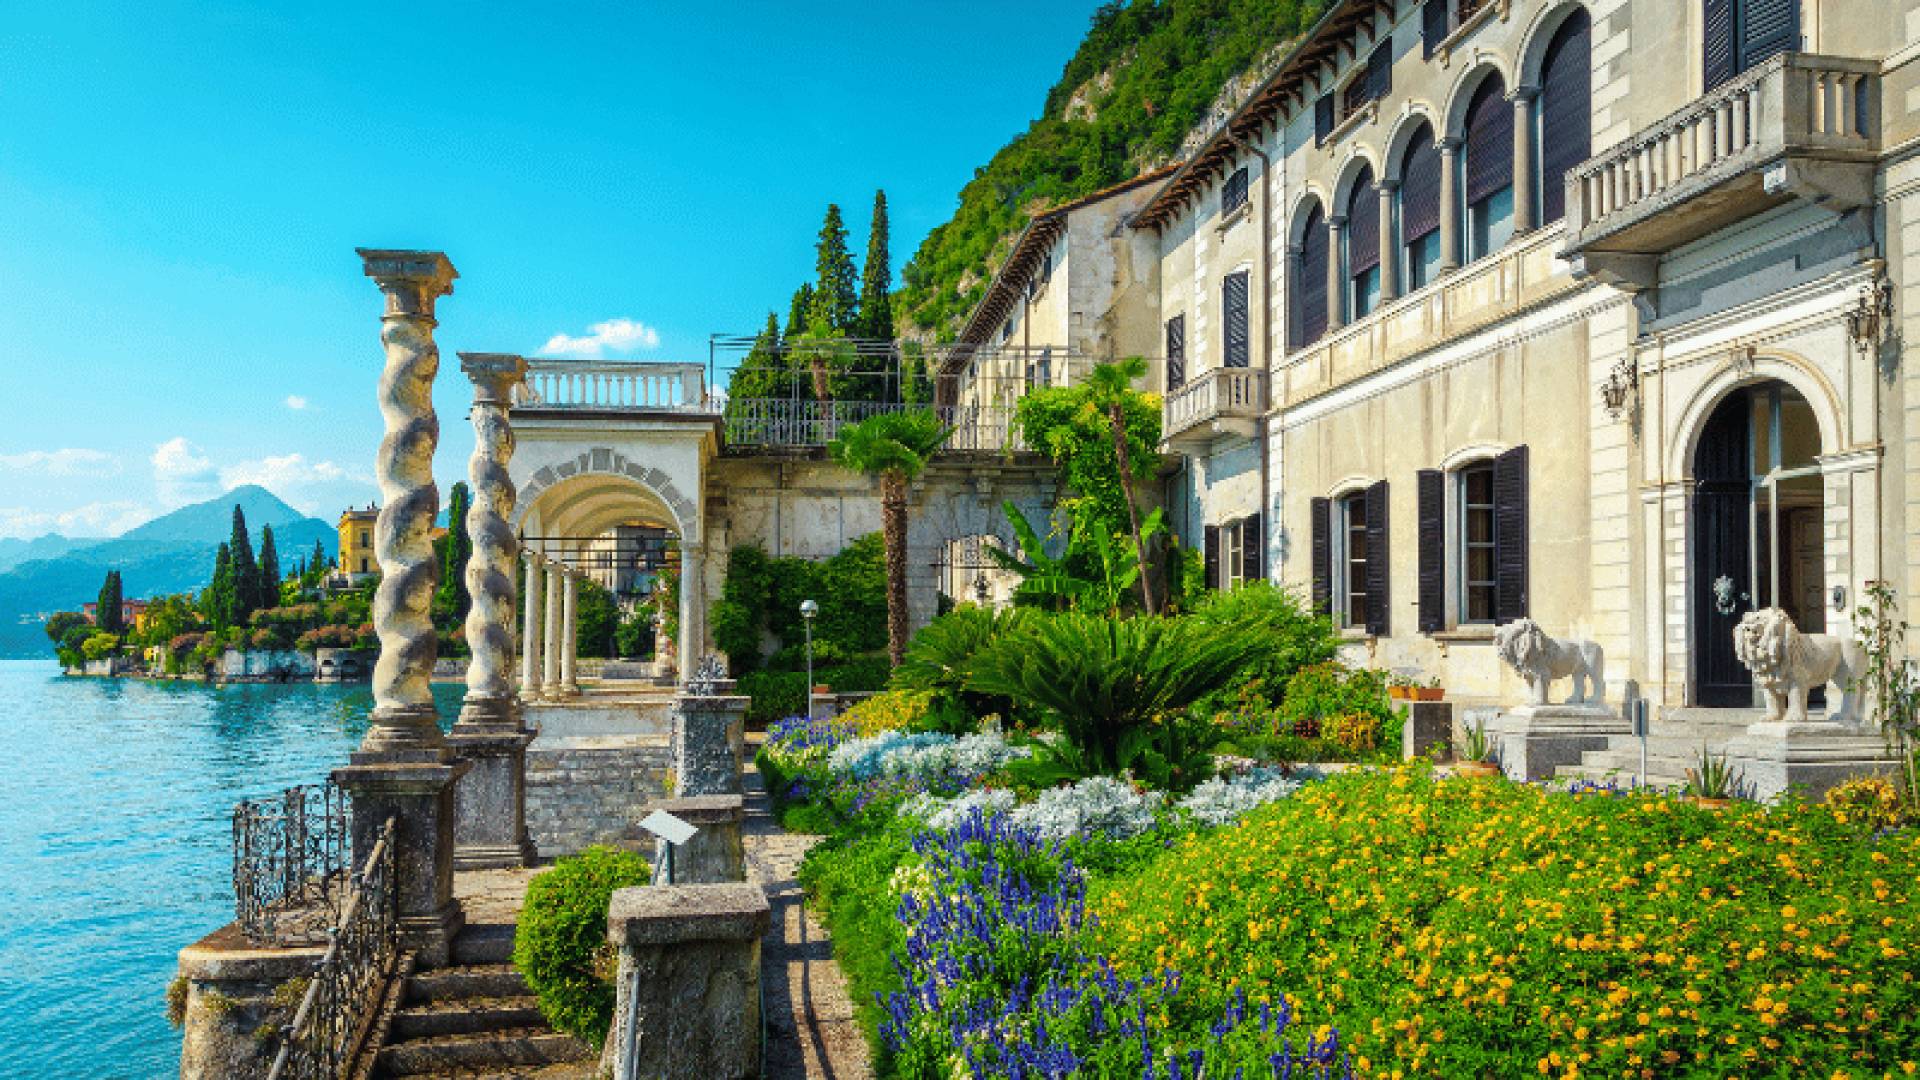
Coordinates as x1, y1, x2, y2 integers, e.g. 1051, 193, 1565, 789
206, 543, 235, 631
229, 505, 260, 623
438, 482, 474, 618
258, 526, 280, 610
807, 204, 859, 335
858, 190, 893, 342
311, 538, 329, 581
96, 570, 124, 634
784, 283, 814, 342
725, 312, 787, 406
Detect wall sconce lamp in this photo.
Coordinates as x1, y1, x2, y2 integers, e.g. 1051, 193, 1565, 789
1845, 277, 1892, 353
1600, 358, 1639, 422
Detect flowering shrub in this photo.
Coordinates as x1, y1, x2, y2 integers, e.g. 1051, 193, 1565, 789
900, 786, 1018, 830
828, 730, 1028, 785
1009, 775, 1163, 843
1176, 765, 1325, 827
1323, 712, 1381, 754
1094, 766, 1920, 1077
840, 689, 937, 737
764, 714, 857, 771
1824, 775, 1909, 832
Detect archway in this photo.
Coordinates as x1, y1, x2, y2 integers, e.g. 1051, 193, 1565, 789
1689, 380, 1826, 707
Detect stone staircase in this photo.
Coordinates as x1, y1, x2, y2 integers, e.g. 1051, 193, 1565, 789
1553, 708, 1773, 788
372, 920, 594, 1079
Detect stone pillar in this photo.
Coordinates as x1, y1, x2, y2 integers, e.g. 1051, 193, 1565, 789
604, 884, 768, 1080
1376, 181, 1399, 303
672, 694, 749, 797
647, 794, 746, 884
542, 560, 563, 699
1438, 137, 1462, 272
449, 352, 536, 871
175, 936, 326, 1080
560, 568, 581, 696
1326, 215, 1347, 331
1511, 87, 1538, 236
520, 551, 545, 699
333, 248, 468, 967
677, 543, 702, 680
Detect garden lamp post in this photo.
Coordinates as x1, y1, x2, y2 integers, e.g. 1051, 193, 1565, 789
800, 598, 818, 719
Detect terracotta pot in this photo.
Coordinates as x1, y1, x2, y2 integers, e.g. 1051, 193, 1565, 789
1685, 795, 1733, 810
1388, 686, 1412, 700
1415, 687, 1445, 701
1453, 761, 1502, 779
812, 684, 831, 695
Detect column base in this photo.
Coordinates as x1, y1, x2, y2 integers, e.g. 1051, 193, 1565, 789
449, 699, 537, 871
1486, 704, 1627, 782
1722, 721, 1904, 802
332, 755, 471, 968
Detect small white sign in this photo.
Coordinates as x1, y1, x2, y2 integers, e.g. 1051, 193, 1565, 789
639, 809, 697, 847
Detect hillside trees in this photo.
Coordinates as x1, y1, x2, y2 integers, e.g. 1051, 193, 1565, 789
96, 570, 124, 633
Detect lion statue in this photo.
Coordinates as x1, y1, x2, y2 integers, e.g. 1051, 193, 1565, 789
1494, 618, 1607, 707
1732, 608, 1867, 726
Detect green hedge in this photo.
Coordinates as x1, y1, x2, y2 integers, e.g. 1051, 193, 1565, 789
513, 847, 651, 1048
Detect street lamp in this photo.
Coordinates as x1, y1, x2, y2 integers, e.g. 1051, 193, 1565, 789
799, 599, 819, 719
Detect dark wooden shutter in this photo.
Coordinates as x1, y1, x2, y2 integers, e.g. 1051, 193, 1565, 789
1347, 166, 1380, 275
1367, 41, 1393, 102
1241, 513, 1262, 585
1165, 315, 1186, 390
1223, 168, 1250, 215
1294, 206, 1329, 349
1423, 0, 1449, 57
1417, 469, 1445, 633
1462, 76, 1513, 207
1538, 10, 1592, 226
1740, 0, 1799, 72
1204, 524, 1222, 592
1364, 480, 1390, 638
1399, 123, 1441, 243
1223, 271, 1250, 368
1493, 445, 1529, 623
1704, 0, 1737, 89
1315, 94, 1335, 145
1310, 498, 1332, 613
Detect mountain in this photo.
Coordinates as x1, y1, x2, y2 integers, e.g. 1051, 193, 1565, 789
0, 486, 337, 658
897, 0, 1324, 336
0, 534, 84, 574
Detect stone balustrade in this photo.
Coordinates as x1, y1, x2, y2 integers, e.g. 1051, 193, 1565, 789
1162, 366, 1268, 447
514, 360, 709, 411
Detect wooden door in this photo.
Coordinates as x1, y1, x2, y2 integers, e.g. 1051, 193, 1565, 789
1692, 391, 1755, 707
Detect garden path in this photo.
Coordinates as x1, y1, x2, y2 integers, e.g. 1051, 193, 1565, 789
744, 759, 874, 1080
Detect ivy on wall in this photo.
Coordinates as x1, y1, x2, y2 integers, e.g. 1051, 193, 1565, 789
712, 533, 887, 675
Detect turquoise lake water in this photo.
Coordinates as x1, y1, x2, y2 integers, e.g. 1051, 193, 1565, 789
0, 659, 465, 1078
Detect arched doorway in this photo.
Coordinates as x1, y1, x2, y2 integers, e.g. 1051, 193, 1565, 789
1690, 380, 1826, 707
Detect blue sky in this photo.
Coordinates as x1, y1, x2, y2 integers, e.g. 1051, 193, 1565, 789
0, 0, 1105, 539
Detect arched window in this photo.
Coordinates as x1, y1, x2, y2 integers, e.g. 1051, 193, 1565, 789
1460, 74, 1513, 262
1537, 9, 1591, 226
1398, 122, 1442, 291
1293, 202, 1330, 350
1346, 166, 1381, 320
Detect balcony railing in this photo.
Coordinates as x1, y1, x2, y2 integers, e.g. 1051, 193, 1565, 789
722, 399, 1022, 452
514, 360, 710, 411
1163, 366, 1268, 447
1563, 53, 1879, 276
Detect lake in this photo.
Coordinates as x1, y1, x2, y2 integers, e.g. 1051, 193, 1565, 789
0, 659, 465, 1078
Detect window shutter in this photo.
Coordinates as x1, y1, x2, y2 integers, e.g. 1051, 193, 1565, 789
1241, 513, 1262, 585
1294, 206, 1329, 349
1423, 0, 1449, 57
1417, 469, 1445, 633
1462, 76, 1513, 206
1740, 0, 1799, 72
1205, 524, 1222, 592
1223, 167, 1250, 215
1367, 41, 1393, 101
1538, 11, 1592, 226
1165, 315, 1186, 390
1347, 166, 1380, 275
1364, 480, 1391, 638
1223, 271, 1250, 368
1494, 444, 1530, 623
1315, 94, 1335, 145
1399, 123, 1441, 243
1703, 0, 1736, 89
1310, 498, 1332, 613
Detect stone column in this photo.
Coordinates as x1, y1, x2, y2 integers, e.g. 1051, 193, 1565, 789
1511, 87, 1538, 236
332, 248, 468, 967
677, 543, 703, 679
520, 551, 545, 699
1438, 137, 1462, 272
1326, 215, 1348, 331
1376, 181, 1400, 303
560, 568, 581, 696
449, 352, 536, 871
542, 559, 563, 699
604, 884, 768, 1080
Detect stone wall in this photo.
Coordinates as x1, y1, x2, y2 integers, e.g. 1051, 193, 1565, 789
217, 649, 315, 681
524, 738, 673, 857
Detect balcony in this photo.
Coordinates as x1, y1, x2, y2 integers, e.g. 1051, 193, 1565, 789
722, 399, 1023, 453
1163, 366, 1268, 449
513, 360, 712, 412
1561, 53, 1879, 289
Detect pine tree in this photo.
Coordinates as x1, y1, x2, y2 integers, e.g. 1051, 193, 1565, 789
858, 190, 894, 342
784, 283, 814, 342
726, 312, 788, 406
258, 526, 280, 610
311, 538, 328, 582
229, 505, 261, 624
206, 543, 235, 631
96, 570, 124, 634
807, 204, 860, 334
438, 482, 474, 619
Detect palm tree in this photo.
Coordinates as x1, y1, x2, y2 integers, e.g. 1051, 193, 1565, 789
829, 410, 951, 666
1085, 357, 1156, 613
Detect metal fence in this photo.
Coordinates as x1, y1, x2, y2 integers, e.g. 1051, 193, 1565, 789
721, 400, 1022, 451
233, 781, 352, 945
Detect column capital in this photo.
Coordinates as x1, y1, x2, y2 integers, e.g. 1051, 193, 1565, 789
1328, 214, 1349, 231
357, 248, 457, 319
1509, 84, 1541, 103
1377, 179, 1400, 195
1436, 136, 1463, 153
459, 352, 529, 405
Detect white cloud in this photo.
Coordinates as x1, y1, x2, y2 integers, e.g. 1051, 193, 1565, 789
0, 448, 122, 477
540, 317, 661, 358
219, 454, 372, 516
0, 500, 152, 539
152, 437, 221, 507
284, 395, 309, 411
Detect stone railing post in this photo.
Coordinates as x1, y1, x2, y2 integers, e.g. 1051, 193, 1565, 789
450, 352, 536, 870
604, 884, 768, 1080
646, 794, 745, 884
333, 247, 468, 966
672, 689, 749, 797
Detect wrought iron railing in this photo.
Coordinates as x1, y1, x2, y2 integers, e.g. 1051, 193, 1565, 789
722, 399, 1023, 452
234, 781, 352, 945
267, 817, 400, 1080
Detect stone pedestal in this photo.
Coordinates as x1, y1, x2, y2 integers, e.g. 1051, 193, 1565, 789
672, 695, 749, 797
649, 795, 746, 884
1400, 700, 1454, 761
175, 927, 326, 1080
1722, 721, 1903, 802
333, 747, 470, 967
1486, 703, 1626, 782
449, 702, 537, 870
604, 884, 768, 1080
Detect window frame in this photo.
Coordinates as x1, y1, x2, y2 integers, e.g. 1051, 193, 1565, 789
1222, 167, 1251, 219
1333, 492, 1370, 630
1454, 461, 1498, 625
1165, 313, 1187, 390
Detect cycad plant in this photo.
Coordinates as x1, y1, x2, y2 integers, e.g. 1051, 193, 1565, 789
829, 410, 950, 666
889, 603, 1029, 729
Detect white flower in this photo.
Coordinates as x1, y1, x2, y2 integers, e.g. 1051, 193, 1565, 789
1176, 765, 1325, 827
1010, 776, 1162, 843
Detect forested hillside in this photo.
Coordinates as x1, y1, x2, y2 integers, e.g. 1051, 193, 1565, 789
897, 0, 1325, 337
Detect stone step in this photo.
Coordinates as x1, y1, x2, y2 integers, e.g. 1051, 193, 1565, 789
392, 996, 547, 1041
450, 924, 517, 967
1555, 763, 1690, 788
408, 964, 529, 1004
374, 1029, 591, 1076
399, 1066, 597, 1080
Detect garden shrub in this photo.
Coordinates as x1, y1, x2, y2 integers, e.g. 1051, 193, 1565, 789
890, 603, 1029, 724
740, 671, 808, 726
839, 689, 935, 736
1093, 766, 1920, 1077
714, 535, 886, 674
1276, 662, 1392, 739
1824, 775, 1908, 831
1189, 581, 1339, 713
513, 846, 651, 1049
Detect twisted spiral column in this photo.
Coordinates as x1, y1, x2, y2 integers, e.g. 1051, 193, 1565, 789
456, 353, 527, 727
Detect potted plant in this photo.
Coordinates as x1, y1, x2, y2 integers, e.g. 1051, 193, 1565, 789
1387, 673, 1419, 701
1415, 676, 1445, 702
1454, 720, 1501, 778
1683, 746, 1742, 809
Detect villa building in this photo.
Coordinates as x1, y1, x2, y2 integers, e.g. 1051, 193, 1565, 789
335, 506, 379, 583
